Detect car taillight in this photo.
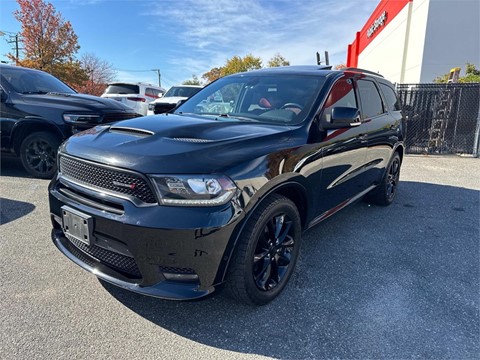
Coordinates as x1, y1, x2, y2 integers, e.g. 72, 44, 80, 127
127, 97, 146, 102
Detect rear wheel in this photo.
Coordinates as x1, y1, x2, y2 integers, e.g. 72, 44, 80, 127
227, 194, 302, 305
366, 152, 401, 206
19, 132, 60, 179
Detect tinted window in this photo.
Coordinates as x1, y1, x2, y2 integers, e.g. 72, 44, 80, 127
322, 78, 357, 123
0, 67, 75, 94
380, 83, 401, 111
145, 88, 159, 98
357, 80, 384, 118
105, 84, 139, 95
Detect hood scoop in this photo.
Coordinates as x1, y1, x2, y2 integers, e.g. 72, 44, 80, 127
109, 126, 154, 137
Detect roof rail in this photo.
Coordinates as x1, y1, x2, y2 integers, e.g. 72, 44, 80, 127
343, 67, 384, 78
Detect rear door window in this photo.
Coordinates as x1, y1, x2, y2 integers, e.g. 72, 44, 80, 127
379, 83, 401, 111
145, 88, 158, 99
357, 80, 384, 118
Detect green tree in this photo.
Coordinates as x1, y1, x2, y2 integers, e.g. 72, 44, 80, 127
460, 63, 480, 83
220, 54, 262, 77
202, 67, 222, 83
434, 63, 480, 83
267, 53, 290, 67
8, 0, 87, 88
202, 54, 263, 83
203, 53, 290, 83
182, 74, 202, 86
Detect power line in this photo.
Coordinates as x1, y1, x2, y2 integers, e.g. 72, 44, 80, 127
114, 68, 155, 72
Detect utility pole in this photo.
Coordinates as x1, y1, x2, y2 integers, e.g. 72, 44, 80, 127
0, 30, 22, 64
7, 34, 21, 64
152, 69, 161, 87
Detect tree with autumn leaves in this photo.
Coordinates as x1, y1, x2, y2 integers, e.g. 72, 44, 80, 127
201, 53, 291, 84
8, 0, 115, 94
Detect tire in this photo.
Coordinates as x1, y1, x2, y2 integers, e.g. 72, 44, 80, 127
19, 132, 60, 179
366, 152, 401, 206
227, 194, 302, 305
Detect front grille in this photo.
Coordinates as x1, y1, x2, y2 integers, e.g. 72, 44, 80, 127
154, 103, 176, 114
103, 112, 141, 122
65, 233, 142, 278
59, 155, 157, 204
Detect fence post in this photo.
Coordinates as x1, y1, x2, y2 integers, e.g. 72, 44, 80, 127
474, 96, 480, 158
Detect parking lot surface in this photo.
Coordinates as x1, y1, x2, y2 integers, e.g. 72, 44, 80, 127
1, 155, 479, 359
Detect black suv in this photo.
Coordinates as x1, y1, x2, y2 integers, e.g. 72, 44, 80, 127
49, 66, 405, 305
0, 64, 139, 178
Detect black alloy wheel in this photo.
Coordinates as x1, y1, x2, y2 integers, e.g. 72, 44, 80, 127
253, 213, 295, 291
386, 154, 401, 202
227, 194, 302, 305
20, 132, 60, 179
366, 152, 402, 206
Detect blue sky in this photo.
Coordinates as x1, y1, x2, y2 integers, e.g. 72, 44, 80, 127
0, 0, 378, 89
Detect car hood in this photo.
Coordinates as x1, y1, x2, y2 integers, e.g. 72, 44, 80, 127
61, 114, 301, 174
22, 92, 132, 112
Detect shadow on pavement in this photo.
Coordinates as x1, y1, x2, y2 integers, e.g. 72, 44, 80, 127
1, 157, 32, 179
1, 197, 36, 225
100, 180, 478, 358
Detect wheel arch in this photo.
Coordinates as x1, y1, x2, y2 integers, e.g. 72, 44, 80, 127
12, 120, 65, 155
216, 180, 309, 284
394, 143, 405, 164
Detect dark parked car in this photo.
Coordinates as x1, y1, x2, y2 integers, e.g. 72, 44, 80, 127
0, 64, 140, 178
49, 66, 405, 305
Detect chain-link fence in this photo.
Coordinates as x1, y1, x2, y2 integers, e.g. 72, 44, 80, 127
396, 83, 480, 156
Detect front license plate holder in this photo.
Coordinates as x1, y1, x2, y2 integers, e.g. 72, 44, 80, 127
61, 206, 94, 246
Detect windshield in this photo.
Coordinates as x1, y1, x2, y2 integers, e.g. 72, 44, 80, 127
1, 66, 75, 94
174, 74, 325, 125
164, 86, 202, 98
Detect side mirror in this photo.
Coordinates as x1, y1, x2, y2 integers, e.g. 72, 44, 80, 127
323, 107, 361, 130
169, 99, 187, 113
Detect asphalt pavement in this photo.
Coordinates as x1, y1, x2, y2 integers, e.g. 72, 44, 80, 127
1, 155, 479, 359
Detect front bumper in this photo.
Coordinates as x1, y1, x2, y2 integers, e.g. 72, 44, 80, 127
49, 180, 244, 300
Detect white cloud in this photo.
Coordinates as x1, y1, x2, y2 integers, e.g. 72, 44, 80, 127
145, 0, 377, 83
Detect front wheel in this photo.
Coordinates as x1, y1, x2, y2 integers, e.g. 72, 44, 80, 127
366, 152, 402, 206
19, 132, 60, 179
227, 194, 302, 305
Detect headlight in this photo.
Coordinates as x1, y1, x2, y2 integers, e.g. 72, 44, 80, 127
149, 175, 237, 206
63, 113, 102, 124
148, 103, 155, 111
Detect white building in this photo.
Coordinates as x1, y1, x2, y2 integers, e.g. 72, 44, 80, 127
347, 0, 480, 83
